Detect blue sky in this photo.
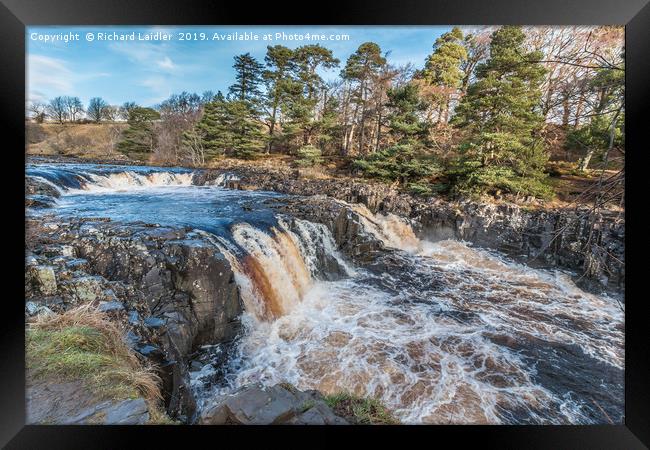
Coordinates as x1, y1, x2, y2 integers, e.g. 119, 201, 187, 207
27, 25, 454, 108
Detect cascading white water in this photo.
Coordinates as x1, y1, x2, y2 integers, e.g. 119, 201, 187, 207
210, 205, 624, 425
205, 173, 241, 187
201, 217, 350, 322
346, 202, 421, 252
73, 171, 195, 193
280, 217, 356, 278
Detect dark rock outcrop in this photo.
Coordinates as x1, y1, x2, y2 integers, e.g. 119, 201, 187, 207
25, 177, 61, 208
200, 166, 624, 292
26, 380, 151, 425
25, 215, 243, 421
198, 383, 348, 425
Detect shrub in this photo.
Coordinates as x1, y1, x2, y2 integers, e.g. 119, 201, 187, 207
353, 145, 439, 184
407, 182, 433, 196
451, 164, 554, 199
295, 145, 324, 167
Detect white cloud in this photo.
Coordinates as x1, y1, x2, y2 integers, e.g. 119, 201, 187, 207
27, 54, 112, 103
110, 42, 177, 74
27, 54, 74, 94
157, 56, 175, 70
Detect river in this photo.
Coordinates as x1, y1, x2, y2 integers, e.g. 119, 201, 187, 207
26, 162, 624, 424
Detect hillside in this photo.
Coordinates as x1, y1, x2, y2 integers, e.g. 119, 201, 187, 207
27, 122, 130, 160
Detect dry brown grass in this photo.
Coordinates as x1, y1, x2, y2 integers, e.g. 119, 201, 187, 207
27, 123, 128, 158
27, 304, 172, 423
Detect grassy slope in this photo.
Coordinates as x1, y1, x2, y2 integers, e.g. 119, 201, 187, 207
27, 122, 129, 160
26, 304, 173, 424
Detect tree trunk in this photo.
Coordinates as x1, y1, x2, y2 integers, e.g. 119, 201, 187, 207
561, 94, 570, 127
578, 148, 595, 171
443, 96, 450, 124
340, 84, 351, 156
602, 106, 623, 168
358, 80, 367, 155
267, 104, 278, 154
574, 95, 584, 127
375, 109, 381, 153
346, 97, 360, 155
347, 123, 356, 156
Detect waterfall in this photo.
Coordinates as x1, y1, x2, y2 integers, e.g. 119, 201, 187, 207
202, 217, 349, 322
26, 164, 248, 194
204, 173, 241, 187
280, 217, 356, 278
73, 171, 195, 192
347, 203, 421, 253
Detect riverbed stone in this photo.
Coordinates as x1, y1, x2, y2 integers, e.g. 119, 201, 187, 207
66, 275, 107, 302
30, 265, 58, 296
98, 300, 125, 312
64, 398, 150, 425
198, 383, 348, 425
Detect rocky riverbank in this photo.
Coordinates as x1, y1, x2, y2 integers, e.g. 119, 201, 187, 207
26, 215, 243, 422
27, 155, 625, 292
195, 165, 624, 293
25, 206, 388, 424
25, 159, 625, 424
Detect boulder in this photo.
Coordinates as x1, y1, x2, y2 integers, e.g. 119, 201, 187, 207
198, 383, 348, 425
29, 265, 58, 296
98, 301, 125, 312
64, 398, 150, 425
63, 275, 107, 302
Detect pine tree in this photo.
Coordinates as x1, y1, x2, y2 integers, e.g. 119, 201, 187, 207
188, 92, 266, 160
342, 42, 387, 155
263, 45, 296, 152
227, 100, 267, 159
423, 27, 467, 124
117, 107, 160, 160
451, 26, 550, 198
567, 65, 624, 171
354, 83, 437, 193
191, 92, 231, 158
228, 53, 264, 105
286, 45, 339, 148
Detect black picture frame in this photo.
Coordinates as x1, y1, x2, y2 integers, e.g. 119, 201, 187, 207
3, 0, 648, 447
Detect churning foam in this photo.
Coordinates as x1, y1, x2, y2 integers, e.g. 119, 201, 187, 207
207, 206, 623, 425
345, 203, 421, 252
72, 171, 195, 193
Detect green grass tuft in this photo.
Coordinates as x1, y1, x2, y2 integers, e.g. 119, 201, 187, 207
26, 304, 173, 424
324, 392, 399, 425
